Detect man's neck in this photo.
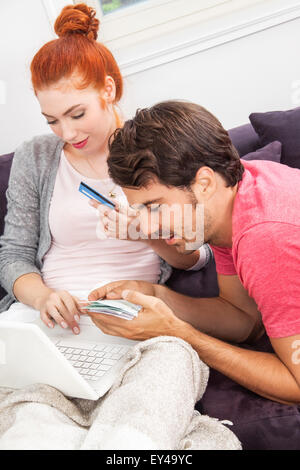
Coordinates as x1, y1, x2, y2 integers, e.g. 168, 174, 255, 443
210, 183, 238, 248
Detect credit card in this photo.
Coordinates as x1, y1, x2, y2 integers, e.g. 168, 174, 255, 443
79, 181, 115, 209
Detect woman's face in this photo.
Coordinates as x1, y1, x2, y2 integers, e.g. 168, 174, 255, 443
36, 76, 116, 157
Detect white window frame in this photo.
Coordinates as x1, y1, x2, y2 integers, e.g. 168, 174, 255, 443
77, 0, 233, 45
44, 0, 300, 76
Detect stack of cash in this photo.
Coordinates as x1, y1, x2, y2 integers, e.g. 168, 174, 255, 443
80, 299, 142, 320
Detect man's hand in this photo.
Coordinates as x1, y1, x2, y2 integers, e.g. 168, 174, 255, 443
88, 279, 157, 302
86, 289, 185, 341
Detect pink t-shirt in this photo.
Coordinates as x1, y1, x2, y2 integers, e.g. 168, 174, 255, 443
41, 152, 161, 293
211, 160, 300, 338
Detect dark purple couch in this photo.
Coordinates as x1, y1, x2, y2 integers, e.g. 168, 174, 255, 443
1, 122, 300, 449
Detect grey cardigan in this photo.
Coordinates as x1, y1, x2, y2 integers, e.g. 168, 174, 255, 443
0, 134, 65, 312
0, 134, 171, 313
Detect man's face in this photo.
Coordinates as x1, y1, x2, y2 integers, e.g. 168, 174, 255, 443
123, 181, 209, 253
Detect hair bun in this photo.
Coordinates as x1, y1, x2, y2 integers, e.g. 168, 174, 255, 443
54, 3, 99, 41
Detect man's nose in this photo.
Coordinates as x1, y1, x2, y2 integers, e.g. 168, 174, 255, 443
139, 212, 160, 239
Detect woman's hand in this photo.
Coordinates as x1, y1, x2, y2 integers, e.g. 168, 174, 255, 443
90, 199, 141, 241
35, 290, 82, 334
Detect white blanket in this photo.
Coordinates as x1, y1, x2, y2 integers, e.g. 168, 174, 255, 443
0, 336, 241, 450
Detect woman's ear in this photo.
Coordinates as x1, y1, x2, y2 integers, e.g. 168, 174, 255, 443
100, 75, 116, 107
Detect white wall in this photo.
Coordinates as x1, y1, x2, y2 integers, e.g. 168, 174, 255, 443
120, 15, 300, 130
0, 0, 54, 154
0, 0, 300, 155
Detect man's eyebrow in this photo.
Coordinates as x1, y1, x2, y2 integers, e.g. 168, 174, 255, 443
134, 198, 164, 209
41, 104, 82, 118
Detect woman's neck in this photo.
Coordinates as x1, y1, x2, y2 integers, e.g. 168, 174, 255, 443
63, 146, 110, 179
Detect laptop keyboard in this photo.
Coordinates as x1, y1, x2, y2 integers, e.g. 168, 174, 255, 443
55, 340, 130, 382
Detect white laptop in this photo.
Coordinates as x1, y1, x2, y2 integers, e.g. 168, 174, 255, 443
0, 316, 138, 400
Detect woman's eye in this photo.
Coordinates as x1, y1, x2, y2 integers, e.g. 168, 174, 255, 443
72, 112, 85, 120
46, 112, 84, 125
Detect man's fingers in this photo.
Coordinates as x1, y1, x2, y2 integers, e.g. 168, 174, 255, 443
88, 286, 106, 301
122, 289, 160, 310
88, 281, 140, 302
88, 282, 121, 301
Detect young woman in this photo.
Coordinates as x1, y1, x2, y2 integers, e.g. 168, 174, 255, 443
0, 3, 211, 335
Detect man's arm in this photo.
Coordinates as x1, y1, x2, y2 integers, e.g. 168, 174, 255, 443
180, 324, 300, 405
155, 274, 263, 343
87, 289, 300, 405
271, 335, 300, 389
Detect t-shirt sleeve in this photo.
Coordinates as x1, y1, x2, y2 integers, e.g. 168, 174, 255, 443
210, 245, 237, 275
236, 222, 300, 338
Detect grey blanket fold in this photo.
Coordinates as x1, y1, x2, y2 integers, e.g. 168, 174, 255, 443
0, 336, 241, 450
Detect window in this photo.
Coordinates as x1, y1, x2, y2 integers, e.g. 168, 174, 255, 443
100, 0, 146, 16
47, 0, 291, 77
75, 0, 234, 47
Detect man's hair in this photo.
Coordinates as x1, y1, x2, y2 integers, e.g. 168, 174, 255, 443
108, 101, 244, 188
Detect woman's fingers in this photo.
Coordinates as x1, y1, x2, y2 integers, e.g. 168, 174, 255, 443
41, 305, 66, 329
40, 291, 81, 334
40, 309, 55, 329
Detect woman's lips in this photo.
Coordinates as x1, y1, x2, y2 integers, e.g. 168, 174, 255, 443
72, 137, 89, 149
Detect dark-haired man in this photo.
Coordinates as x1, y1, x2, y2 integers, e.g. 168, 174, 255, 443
86, 101, 300, 405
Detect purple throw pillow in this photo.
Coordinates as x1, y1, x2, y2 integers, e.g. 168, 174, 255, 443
241, 141, 282, 162
249, 107, 300, 169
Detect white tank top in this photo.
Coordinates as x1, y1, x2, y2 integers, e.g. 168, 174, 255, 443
41, 151, 161, 293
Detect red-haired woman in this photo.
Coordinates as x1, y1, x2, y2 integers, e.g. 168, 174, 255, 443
0, 4, 210, 334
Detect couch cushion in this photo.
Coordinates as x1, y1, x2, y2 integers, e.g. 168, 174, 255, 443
166, 257, 219, 297
249, 107, 300, 169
